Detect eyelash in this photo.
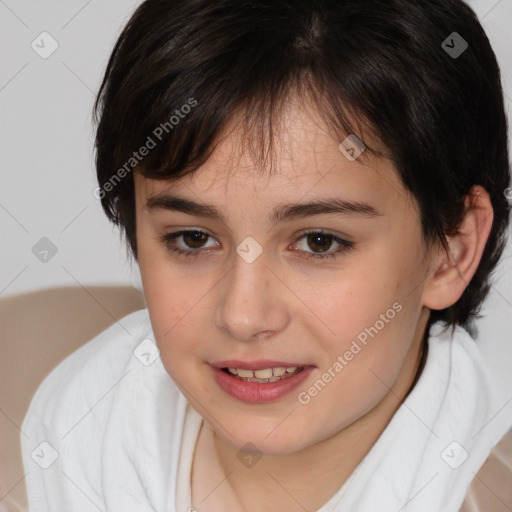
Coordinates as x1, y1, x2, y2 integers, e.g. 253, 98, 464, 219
160, 229, 355, 261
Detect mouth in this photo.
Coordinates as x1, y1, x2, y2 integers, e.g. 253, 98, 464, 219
210, 360, 314, 403
221, 366, 304, 383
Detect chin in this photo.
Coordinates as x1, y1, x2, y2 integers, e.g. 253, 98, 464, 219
218, 417, 313, 456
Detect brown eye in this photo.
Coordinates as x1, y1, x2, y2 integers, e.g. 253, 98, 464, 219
292, 230, 355, 261
160, 229, 218, 258
161, 229, 354, 261
306, 233, 334, 253
182, 231, 209, 249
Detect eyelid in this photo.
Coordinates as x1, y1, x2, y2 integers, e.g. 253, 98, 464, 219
162, 226, 353, 243
162, 228, 219, 251
290, 229, 354, 259
160, 227, 355, 261
296, 227, 354, 242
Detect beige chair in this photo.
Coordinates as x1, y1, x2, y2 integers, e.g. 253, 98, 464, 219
0, 286, 146, 512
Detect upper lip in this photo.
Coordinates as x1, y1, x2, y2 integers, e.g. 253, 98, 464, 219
210, 360, 312, 370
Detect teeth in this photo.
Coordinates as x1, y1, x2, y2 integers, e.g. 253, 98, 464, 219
237, 368, 254, 378
225, 366, 303, 380
254, 368, 273, 379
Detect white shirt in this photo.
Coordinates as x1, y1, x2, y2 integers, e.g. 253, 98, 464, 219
21, 309, 512, 512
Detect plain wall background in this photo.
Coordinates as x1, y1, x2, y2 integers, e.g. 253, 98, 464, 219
1, 0, 511, 390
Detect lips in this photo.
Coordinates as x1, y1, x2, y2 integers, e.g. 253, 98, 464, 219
225, 366, 302, 382
210, 360, 308, 371
210, 360, 315, 403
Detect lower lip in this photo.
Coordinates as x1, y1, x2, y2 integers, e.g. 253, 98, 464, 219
212, 366, 314, 404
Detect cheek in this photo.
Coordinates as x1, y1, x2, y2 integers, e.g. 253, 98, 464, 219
143, 275, 199, 348
137, 246, 197, 365
301, 247, 423, 389
302, 260, 404, 347
137, 224, 193, 320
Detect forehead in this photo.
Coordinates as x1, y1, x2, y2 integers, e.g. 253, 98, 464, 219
134, 98, 414, 218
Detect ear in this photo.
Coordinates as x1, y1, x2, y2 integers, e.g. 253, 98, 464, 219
422, 185, 494, 311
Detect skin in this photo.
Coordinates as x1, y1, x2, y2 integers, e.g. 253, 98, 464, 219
134, 97, 493, 511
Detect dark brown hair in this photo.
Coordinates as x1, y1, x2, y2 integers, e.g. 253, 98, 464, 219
94, 0, 510, 330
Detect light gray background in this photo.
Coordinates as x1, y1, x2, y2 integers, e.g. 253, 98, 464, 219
1, 0, 511, 389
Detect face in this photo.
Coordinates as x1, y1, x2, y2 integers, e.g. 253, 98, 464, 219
134, 99, 436, 456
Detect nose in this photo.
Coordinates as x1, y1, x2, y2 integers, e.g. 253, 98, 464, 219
214, 252, 290, 343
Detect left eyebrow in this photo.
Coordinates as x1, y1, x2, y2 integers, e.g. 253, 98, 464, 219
270, 198, 382, 224
145, 193, 382, 224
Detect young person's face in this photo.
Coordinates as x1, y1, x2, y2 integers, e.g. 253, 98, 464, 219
134, 100, 437, 456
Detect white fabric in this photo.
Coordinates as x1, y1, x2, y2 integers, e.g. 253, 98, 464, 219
21, 309, 512, 512
175, 404, 202, 511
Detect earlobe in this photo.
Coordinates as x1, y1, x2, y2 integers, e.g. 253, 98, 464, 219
423, 185, 494, 311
